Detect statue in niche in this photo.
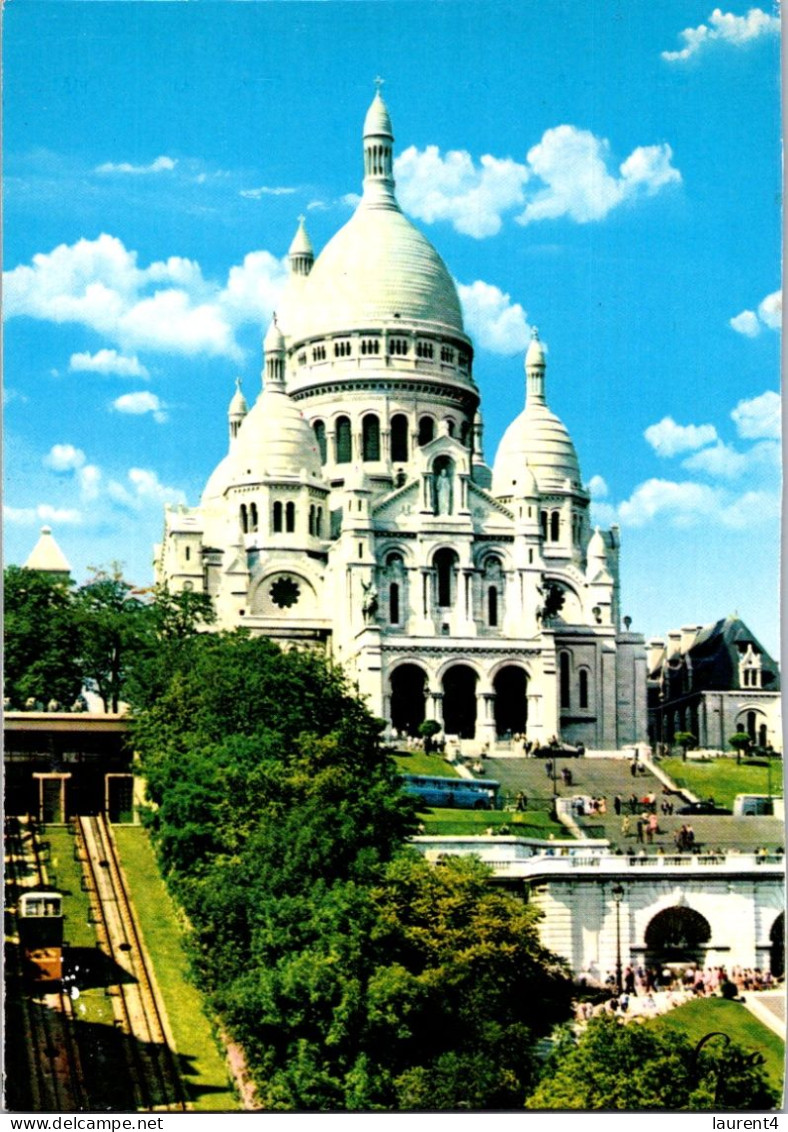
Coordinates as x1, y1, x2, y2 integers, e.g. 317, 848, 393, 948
361, 579, 379, 622
434, 466, 453, 515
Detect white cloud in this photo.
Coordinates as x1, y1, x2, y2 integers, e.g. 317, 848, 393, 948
730, 289, 782, 336
455, 280, 530, 354
5, 503, 83, 525
730, 309, 761, 336
614, 478, 778, 529
681, 438, 780, 479
240, 185, 298, 199
219, 251, 290, 326
112, 391, 168, 423
731, 389, 781, 439
644, 416, 718, 457
107, 468, 186, 510
78, 465, 102, 502
518, 127, 681, 225
395, 145, 529, 238
586, 474, 609, 498
3, 234, 289, 362
95, 155, 177, 175
69, 349, 150, 378
662, 7, 780, 62
43, 444, 86, 473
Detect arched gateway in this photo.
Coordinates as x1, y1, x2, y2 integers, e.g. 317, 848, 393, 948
493, 666, 528, 737
442, 665, 478, 739
644, 905, 711, 968
390, 665, 426, 736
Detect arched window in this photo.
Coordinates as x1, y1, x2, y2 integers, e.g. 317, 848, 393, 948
240, 504, 248, 533
488, 586, 498, 627
551, 511, 560, 542
336, 416, 352, 463
313, 421, 327, 464
444, 418, 456, 437
540, 511, 548, 540
308, 505, 315, 535
250, 502, 258, 532
273, 501, 283, 533
285, 501, 296, 533
316, 507, 323, 537
391, 414, 409, 463
747, 711, 757, 743
579, 668, 589, 709
418, 416, 435, 446
460, 420, 470, 446
362, 414, 381, 461
560, 652, 571, 709
434, 548, 456, 607
389, 582, 400, 624
759, 723, 768, 748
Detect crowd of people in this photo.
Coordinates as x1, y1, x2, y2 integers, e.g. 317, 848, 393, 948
574, 963, 780, 1025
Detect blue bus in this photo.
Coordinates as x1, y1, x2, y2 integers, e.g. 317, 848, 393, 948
399, 773, 501, 810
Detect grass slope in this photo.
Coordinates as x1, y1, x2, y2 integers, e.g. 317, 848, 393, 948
417, 807, 566, 839
114, 825, 238, 1111
391, 749, 462, 777
650, 996, 785, 1097
661, 757, 783, 811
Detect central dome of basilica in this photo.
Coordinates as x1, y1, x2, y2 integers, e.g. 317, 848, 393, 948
286, 91, 466, 345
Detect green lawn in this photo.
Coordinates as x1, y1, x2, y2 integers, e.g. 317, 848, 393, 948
650, 996, 785, 1097
114, 826, 239, 1111
417, 807, 565, 839
660, 757, 783, 811
391, 749, 462, 777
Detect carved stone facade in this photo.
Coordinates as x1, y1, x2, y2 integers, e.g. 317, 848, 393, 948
155, 91, 647, 749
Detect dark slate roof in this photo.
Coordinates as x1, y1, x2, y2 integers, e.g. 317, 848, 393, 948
687, 616, 780, 692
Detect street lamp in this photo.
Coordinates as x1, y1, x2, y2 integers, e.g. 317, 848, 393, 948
612, 883, 624, 996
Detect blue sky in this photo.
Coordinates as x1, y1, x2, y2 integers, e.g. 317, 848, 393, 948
3, 1, 782, 656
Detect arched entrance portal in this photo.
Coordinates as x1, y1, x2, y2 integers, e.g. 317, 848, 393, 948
390, 665, 427, 737
494, 666, 528, 737
442, 665, 478, 739
644, 905, 711, 968
770, 912, 784, 978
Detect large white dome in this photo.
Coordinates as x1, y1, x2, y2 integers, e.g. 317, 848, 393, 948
291, 202, 464, 342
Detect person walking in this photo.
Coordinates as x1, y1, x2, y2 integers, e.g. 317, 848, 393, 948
614, 794, 622, 816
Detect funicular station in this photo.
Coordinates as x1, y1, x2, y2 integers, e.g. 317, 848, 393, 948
4, 711, 136, 824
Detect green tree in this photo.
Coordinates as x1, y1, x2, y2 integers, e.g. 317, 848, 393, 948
729, 731, 752, 765
75, 565, 149, 711
525, 1014, 778, 1110
674, 730, 697, 762
128, 634, 573, 1111
3, 565, 83, 708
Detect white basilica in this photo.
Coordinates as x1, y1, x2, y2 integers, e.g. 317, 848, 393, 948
155, 91, 647, 750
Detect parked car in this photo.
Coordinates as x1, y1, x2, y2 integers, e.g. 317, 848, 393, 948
676, 801, 733, 816
532, 744, 584, 758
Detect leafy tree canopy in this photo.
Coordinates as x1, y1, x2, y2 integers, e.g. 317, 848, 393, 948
127, 634, 574, 1110
3, 565, 82, 708
525, 1014, 778, 1111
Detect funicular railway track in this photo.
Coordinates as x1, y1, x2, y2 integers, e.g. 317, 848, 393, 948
5, 815, 88, 1111
74, 814, 188, 1112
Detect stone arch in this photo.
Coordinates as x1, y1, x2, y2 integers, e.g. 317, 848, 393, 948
736, 705, 767, 745
493, 665, 528, 737
644, 905, 712, 968
442, 663, 479, 739
389, 663, 427, 736
770, 911, 784, 978
390, 413, 409, 463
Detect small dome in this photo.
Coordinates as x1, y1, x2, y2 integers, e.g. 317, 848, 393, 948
229, 385, 322, 482
228, 377, 247, 416
364, 90, 393, 138
264, 315, 285, 356
492, 403, 581, 495
526, 329, 546, 369
288, 216, 313, 258
587, 526, 607, 560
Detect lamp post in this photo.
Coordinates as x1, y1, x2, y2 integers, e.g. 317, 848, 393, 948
612, 882, 624, 996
